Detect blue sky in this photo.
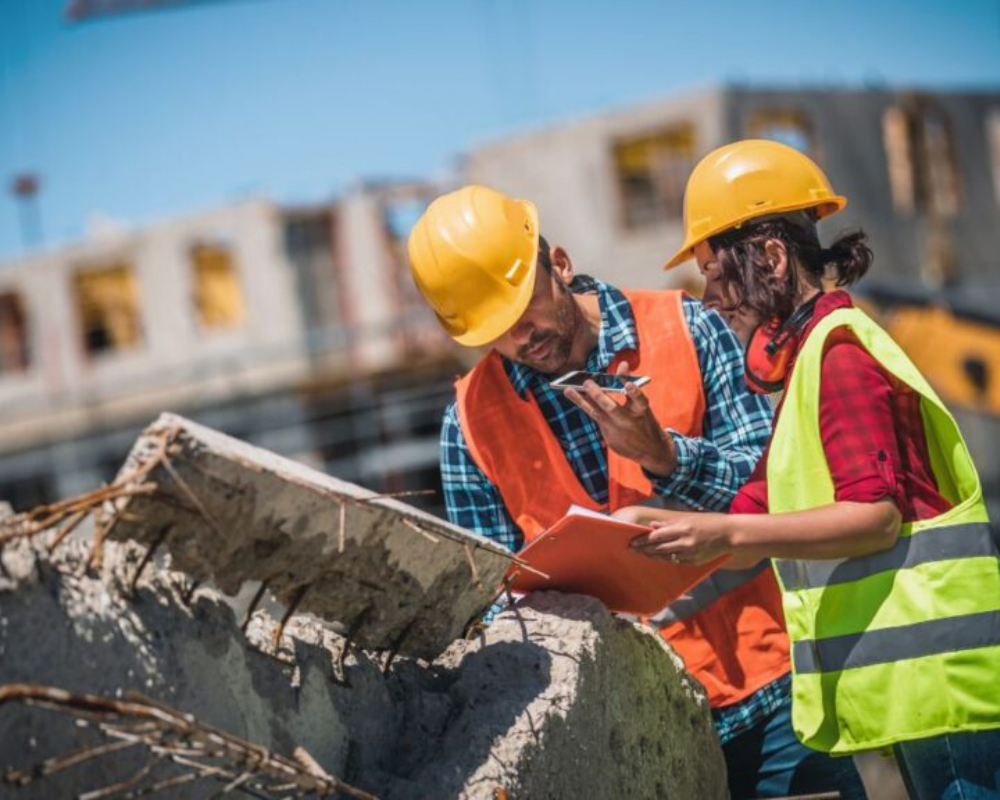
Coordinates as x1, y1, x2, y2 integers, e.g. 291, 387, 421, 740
1, 0, 999, 260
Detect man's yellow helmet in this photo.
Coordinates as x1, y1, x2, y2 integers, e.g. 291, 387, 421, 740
408, 184, 539, 346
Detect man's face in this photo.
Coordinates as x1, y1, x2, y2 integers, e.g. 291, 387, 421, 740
693, 241, 761, 344
490, 261, 584, 375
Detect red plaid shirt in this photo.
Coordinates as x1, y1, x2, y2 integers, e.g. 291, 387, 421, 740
731, 291, 951, 520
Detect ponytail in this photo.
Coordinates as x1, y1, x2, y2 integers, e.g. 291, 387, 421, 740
820, 230, 873, 287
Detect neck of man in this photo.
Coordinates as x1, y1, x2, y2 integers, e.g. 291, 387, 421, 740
563, 292, 603, 372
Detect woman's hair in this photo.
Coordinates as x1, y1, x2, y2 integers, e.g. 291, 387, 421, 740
707, 213, 873, 322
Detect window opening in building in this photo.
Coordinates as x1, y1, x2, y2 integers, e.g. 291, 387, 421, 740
74, 264, 143, 357
190, 242, 246, 329
923, 111, 961, 217
988, 110, 1000, 208
883, 106, 916, 214
0, 292, 31, 375
614, 124, 695, 229
284, 211, 342, 349
745, 109, 814, 155
882, 98, 963, 287
882, 100, 961, 218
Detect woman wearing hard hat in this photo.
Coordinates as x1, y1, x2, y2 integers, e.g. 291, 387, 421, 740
626, 139, 1000, 799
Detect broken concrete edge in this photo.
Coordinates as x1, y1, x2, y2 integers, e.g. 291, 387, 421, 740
149, 412, 513, 559
100, 411, 512, 659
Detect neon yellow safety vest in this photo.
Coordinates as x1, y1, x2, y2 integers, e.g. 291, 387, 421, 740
767, 306, 1000, 754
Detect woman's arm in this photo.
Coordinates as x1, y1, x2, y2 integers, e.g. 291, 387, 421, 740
627, 499, 902, 565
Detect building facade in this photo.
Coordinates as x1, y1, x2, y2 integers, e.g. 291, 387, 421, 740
4, 83, 1000, 522
466, 85, 1000, 303
0, 188, 463, 515
466, 84, 1000, 520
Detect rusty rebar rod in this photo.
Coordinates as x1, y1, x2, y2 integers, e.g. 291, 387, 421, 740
128, 524, 174, 597
272, 584, 309, 651
0, 683, 381, 799
241, 580, 271, 633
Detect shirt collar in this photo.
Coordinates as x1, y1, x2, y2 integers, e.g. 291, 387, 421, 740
783, 289, 855, 379
502, 276, 638, 396
801, 289, 854, 341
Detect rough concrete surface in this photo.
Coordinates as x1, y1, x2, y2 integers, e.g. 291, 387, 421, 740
386, 591, 728, 800
0, 538, 726, 799
0, 538, 396, 799
107, 412, 514, 660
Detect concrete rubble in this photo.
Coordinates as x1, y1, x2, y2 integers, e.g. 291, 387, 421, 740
0, 415, 728, 799
106, 413, 515, 660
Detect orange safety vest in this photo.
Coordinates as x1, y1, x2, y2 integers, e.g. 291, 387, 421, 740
455, 289, 790, 707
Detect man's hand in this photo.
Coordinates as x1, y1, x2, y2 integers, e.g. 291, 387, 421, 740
562, 362, 678, 476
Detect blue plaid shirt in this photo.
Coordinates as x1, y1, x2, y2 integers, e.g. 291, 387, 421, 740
440, 276, 773, 548
440, 276, 783, 742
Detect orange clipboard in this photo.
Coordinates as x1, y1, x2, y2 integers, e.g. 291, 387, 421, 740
508, 509, 723, 616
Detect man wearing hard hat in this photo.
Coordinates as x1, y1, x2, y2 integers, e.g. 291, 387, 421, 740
407, 185, 865, 799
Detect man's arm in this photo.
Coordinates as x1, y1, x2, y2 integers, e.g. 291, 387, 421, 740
646, 298, 773, 512
440, 402, 524, 553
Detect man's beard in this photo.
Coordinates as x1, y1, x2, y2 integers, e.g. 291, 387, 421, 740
518, 332, 574, 374
516, 294, 580, 374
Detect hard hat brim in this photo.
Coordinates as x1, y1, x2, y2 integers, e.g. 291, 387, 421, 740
663, 196, 848, 270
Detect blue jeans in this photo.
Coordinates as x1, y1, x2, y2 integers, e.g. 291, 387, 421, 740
723, 690, 867, 799
894, 729, 1000, 799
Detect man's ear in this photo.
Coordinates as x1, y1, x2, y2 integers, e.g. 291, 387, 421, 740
549, 245, 575, 287
764, 239, 789, 280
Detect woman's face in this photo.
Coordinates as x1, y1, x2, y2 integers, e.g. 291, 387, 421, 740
693, 241, 762, 345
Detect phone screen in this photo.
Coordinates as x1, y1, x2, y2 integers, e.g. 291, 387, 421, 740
549, 371, 651, 393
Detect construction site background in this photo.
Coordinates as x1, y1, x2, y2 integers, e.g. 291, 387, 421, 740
1, 4, 998, 798
2, 80, 1000, 529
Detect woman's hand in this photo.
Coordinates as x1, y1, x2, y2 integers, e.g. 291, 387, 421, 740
630, 512, 735, 565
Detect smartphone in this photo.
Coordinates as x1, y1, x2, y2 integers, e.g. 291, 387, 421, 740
549, 371, 651, 393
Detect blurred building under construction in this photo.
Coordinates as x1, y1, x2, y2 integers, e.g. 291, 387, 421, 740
0, 185, 461, 516
2, 84, 1000, 521
467, 84, 1000, 521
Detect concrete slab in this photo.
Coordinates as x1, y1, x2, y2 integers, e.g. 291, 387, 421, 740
0, 540, 727, 800
106, 412, 513, 659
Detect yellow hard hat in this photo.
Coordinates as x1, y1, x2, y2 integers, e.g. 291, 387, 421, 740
408, 184, 539, 346
664, 139, 847, 269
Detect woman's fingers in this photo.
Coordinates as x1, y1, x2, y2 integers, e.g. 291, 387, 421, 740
631, 523, 682, 549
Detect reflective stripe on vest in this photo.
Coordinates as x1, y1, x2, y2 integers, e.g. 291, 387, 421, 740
648, 559, 771, 626
792, 608, 1000, 675
773, 520, 996, 591
767, 306, 1000, 754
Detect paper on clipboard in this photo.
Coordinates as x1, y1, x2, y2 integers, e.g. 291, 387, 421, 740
508, 505, 722, 616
